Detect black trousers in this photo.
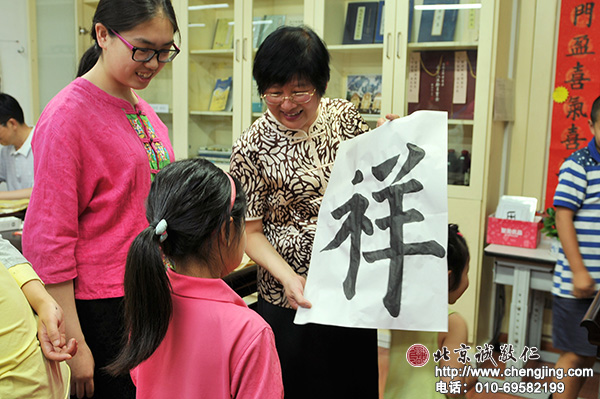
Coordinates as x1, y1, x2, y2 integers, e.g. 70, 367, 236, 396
73, 297, 136, 399
258, 297, 379, 399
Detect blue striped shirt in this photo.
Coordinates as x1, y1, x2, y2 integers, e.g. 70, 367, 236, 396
553, 138, 600, 297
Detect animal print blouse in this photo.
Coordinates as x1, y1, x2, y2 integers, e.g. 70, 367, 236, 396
230, 98, 370, 308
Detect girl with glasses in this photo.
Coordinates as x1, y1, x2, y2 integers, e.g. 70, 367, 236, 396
230, 25, 397, 399
22, 1, 178, 398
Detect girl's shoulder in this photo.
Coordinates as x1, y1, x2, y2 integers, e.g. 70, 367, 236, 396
438, 311, 469, 349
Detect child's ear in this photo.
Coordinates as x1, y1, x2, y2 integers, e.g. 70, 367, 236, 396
219, 217, 235, 245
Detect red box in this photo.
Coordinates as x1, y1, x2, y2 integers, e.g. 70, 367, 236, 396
486, 214, 543, 249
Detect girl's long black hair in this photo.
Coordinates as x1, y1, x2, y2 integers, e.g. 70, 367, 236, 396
106, 158, 246, 375
447, 224, 469, 291
77, 0, 179, 77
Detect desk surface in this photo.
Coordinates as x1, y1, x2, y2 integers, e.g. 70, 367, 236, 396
484, 238, 557, 265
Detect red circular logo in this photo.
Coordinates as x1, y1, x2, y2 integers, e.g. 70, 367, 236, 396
406, 343, 430, 367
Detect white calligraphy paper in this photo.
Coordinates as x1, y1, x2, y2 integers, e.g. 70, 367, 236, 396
295, 111, 449, 331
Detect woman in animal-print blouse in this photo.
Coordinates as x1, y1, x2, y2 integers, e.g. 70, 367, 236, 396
230, 26, 396, 399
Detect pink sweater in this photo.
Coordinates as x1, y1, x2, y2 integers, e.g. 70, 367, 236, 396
22, 78, 174, 299
131, 269, 283, 399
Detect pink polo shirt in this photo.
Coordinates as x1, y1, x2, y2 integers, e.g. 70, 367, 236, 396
22, 78, 174, 299
131, 269, 283, 399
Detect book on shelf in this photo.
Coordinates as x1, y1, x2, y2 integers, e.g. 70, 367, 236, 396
461, 0, 480, 42
406, 50, 476, 120
374, 1, 384, 44
342, 2, 379, 45
252, 16, 264, 49
208, 77, 233, 112
212, 18, 234, 49
417, 0, 459, 42
251, 78, 264, 113
408, 0, 415, 42
256, 15, 286, 47
346, 74, 382, 114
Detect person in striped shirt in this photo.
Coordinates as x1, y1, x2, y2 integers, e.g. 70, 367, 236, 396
551, 95, 600, 399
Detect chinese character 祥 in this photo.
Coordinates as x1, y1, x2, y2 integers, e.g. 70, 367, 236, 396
362, 143, 445, 317
434, 346, 451, 362
498, 344, 517, 363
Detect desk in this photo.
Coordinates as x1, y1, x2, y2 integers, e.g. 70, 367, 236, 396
484, 240, 556, 382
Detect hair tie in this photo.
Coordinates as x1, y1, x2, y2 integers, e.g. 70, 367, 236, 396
154, 219, 168, 243
225, 172, 236, 211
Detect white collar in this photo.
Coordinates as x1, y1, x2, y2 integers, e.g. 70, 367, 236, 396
12, 126, 34, 157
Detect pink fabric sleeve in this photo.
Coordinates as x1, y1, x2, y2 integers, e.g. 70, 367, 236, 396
230, 327, 283, 399
22, 117, 80, 283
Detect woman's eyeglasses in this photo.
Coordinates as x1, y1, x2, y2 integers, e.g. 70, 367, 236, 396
261, 89, 317, 105
111, 29, 180, 63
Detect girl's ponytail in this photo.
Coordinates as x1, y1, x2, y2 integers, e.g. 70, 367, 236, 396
105, 225, 173, 376
77, 44, 101, 77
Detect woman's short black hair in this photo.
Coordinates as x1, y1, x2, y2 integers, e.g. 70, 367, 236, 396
253, 25, 330, 96
448, 224, 469, 292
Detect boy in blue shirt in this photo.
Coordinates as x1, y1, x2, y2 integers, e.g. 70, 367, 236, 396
551, 95, 600, 399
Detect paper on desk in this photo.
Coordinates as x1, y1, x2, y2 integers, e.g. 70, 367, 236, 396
0, 199, 28, 215
294, 111, 449, 331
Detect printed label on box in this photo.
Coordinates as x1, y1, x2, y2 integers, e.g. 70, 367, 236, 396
486, 215, 543, 249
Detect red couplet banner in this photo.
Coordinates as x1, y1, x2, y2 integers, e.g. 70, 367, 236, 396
545, 0, 600, 210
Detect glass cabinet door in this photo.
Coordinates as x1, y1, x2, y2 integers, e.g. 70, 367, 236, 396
187, 0, 236, 162
404, 0, 482, 188
319, 0, 386, 129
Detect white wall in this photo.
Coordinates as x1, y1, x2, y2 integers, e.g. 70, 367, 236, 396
36, 0, 76, 111
0, 0, 34, 124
